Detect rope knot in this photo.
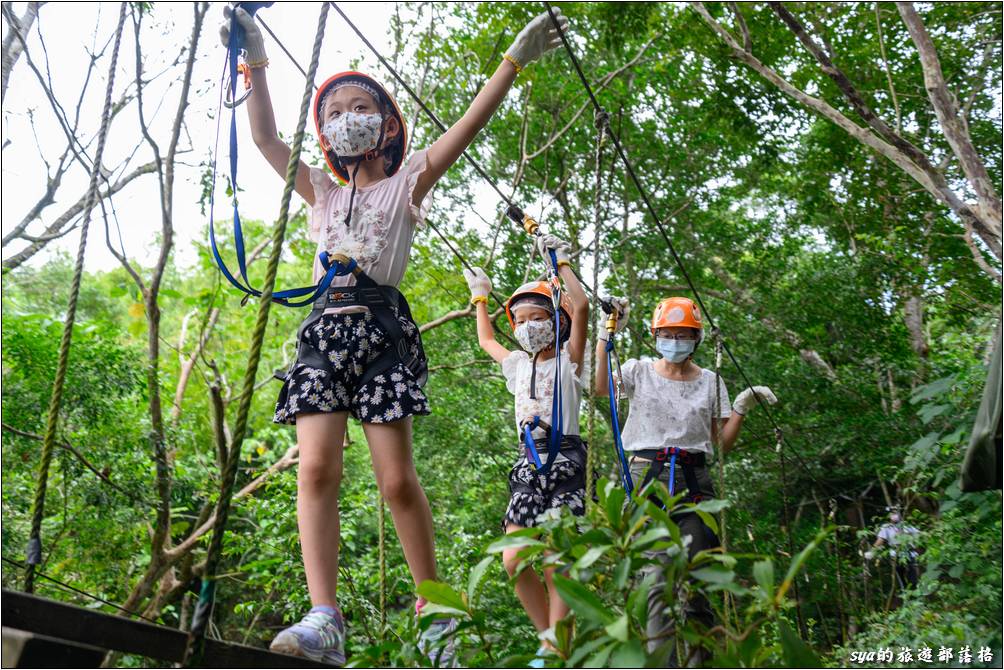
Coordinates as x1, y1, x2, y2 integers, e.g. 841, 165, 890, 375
594, 108, 610, 130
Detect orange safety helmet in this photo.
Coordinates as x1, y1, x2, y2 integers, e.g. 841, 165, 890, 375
651, 296, 704, 342
313, 71, 407, 184
505, 281, 573, 343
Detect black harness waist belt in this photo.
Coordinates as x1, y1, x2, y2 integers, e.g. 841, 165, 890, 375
636, 447, 707, 505
634, 448, 706, 466
280, 268, 428, 392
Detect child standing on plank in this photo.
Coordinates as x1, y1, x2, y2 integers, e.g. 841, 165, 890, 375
463, 234, 589, 662
595, 296, 777, 663
219, 5, 570, 665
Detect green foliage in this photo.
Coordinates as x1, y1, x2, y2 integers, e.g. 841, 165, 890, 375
413, 479, 830, 667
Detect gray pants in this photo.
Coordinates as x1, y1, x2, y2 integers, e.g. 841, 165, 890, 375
629, 457, 719, 667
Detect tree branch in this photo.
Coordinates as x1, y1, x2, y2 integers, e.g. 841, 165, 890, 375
1, 1, 43, 102
897, 2, 1003, 235
691, 1, 1002, 266
164, 446, 300, 562
3, 161, 157, 270
1, 422, 155, 508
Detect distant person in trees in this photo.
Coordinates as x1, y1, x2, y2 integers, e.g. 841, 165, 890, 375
463, 234, 589, 665
865, 508, 921, 590
218, 5, 570, 665
595, 296, 778, 664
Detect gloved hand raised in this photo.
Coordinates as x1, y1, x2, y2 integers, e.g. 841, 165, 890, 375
504, 8, 570, 72
732, 386, 778, 416
463, 267, 492, 305
597, 297, 629, 341
219, 5, 268, 68
535, 233, 571, 268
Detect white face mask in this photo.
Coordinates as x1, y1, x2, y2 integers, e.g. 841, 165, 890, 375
514, 319, 555, 354
321, 112, 384, 158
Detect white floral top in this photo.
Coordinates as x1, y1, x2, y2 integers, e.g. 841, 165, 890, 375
308, 149, 432, 293
501, 350, 583, 438
617, 359, 731, 455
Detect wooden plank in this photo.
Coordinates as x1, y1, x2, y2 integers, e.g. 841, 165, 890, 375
1, 589, 334, 668
2, 588, 185, 662
2, 626, 106, 667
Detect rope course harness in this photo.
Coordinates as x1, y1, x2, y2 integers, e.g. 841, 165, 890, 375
183, 4, 330, 665
24, 2, 128, 595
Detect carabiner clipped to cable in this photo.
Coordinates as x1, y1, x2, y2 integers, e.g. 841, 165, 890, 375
224, 62, 253, 109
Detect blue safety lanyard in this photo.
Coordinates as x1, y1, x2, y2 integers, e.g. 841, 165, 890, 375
667, 449, 677, 496
522, 250, 565, 475
208, 3, 342, 308
605, 337, 634, 495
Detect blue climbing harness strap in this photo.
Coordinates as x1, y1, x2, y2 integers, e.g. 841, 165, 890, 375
523, 417, 544, 469
605, 337, 634, 495
209, 2, 339, 308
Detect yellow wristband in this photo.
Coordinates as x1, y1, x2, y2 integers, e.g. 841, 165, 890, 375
556, 259, 571, 268
503, 53, 524, 74
245, 57, 269, 70
470, 295, 488, 305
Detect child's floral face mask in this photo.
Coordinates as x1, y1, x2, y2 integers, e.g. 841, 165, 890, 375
321, 112, 384, 158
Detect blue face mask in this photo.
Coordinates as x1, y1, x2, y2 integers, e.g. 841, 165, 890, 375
656, 337, 695, 363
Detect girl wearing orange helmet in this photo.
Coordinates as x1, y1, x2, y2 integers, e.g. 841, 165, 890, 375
463, 234, 589, 660
219, 5, 570, 663
594, 295, 777, 663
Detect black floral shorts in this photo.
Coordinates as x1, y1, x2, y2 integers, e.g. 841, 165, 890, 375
504, 438, 587, 529
273, 308, 430, 424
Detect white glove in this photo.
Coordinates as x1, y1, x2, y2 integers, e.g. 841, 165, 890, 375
597, 297, 629, 341
504, 8, 570, 71
463, 267, 492, 304
864, 550, 874, 561
536, 233, 571, 267
732, 385, 778, 416
220, 5, 268, 68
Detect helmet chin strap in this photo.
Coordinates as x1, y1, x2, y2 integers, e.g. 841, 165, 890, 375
341, 115, 388, 229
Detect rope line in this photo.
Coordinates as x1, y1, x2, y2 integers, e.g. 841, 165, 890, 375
183, 4, 329, 665
329, 2, 516, 209
586, 108, 609, 503
24, 2, 128, 594
3, 556, 160, 624
540, 2, 837, 499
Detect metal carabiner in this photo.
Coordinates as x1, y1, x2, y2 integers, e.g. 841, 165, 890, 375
223, 62, 253, 109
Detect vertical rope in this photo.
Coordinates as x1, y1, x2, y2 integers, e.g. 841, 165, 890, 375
24, 2, 128, 594
712, 329, 726, 549
829, 498, 847, 644
587, 108, 609, 505
711, 328, 734, 628
776, 428, 805, 637
183, 4, 329, 664
378, 492, 386, 633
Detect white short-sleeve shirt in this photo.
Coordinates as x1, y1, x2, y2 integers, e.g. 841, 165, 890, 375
501, 350, 583, 438
617, 359, 731, 455
877, 523, 919, 558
